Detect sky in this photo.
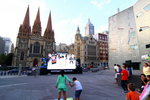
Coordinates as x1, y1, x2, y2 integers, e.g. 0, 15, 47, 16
0, 0, 138, 46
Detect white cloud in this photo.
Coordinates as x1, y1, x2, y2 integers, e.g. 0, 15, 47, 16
54, 14, 84, 45
91, 0, 112, 9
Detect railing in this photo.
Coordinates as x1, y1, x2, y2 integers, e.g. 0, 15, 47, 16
0, 71, 27, 76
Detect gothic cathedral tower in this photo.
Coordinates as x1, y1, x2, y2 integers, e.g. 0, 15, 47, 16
13, 6, 55, 67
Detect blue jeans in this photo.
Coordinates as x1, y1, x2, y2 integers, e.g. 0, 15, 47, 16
75, 90, 82, 98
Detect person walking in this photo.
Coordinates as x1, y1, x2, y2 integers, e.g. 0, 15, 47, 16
121, 64, 129, 93
70, 77, 83, 100
114, 64, 119, 84
56, 70, 72, 100
32, 66, 36, 77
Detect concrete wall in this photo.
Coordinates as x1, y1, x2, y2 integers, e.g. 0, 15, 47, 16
133, 0, 150, 68
109, 6, 140, 69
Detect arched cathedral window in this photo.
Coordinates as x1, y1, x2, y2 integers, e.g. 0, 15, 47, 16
33, 42, 40, 53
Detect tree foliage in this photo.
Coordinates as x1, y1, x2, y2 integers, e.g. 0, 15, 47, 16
0, 53, 14, 66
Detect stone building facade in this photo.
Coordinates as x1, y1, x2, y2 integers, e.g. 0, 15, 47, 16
74, 27, 99, 67
13, 6, 55, 67
109, 6, 140, 69
133, 0, 150, 68
109, 0, 150, 69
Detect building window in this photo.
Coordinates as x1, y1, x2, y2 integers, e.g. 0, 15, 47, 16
41, 45, 43, 54
129, 31, 136, 37
20, 52, 24, 60
130, 45, 138, 50
139, 26, 150, 32
30, 44, 32, 53
144, 4, 150, 11
136, 12, 144, 18
33, 42, 40, 53
146, 44, 150, 48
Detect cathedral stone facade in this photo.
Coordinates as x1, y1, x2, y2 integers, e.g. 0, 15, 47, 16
13, 6, 55, 67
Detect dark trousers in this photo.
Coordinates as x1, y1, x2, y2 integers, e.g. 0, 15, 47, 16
121, 80, 128, 91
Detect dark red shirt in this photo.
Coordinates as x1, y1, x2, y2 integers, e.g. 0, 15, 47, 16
121, 69, 128, 80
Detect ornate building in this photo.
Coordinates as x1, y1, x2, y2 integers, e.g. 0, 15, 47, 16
74, 27, 99, 67
13, 6, 55, 67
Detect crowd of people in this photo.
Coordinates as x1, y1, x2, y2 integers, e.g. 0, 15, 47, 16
54, 61, 150, 100
114, 61, 150, 100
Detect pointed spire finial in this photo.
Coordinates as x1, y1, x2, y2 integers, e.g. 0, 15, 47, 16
44, 11, 55, 42
76, 26, 80, 34
32, 8, 41, 35
77, 26, 80, 31
23, 5, 30, 26
46, 11, 52, 31
34, 7, 41, 25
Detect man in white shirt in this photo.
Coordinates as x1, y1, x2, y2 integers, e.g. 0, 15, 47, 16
70, 77, 83, 100
114, 64, 119, 83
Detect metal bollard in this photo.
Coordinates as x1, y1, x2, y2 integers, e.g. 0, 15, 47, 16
4, 71, 6, 76
2, 71, 4, 76
0, 71, 2, 76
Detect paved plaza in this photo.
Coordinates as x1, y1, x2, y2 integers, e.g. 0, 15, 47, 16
0, 70, 140, 100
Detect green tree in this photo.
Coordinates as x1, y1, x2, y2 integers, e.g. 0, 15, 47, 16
5, 53, 14, 66
0, 54, 6, 66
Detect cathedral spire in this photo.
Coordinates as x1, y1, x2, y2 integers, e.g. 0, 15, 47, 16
23, 5, 30, 26
34, 8, 41, 26
46, 12, 52, 31
18, 5, 31, 38
44, 12, 55, 42
76, 26, 80, 34
32, 8, 42, 35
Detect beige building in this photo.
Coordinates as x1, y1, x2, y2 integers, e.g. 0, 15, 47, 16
13, 6, 55, 67
68, 44, 74, 55
133, 0, 150, 67
74, 27, 99, 67
109, 0, 150, 69
56, 43, 67, 53
109, 6, 140, 69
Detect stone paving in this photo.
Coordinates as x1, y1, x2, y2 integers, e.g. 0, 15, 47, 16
0, 70, 141, 100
